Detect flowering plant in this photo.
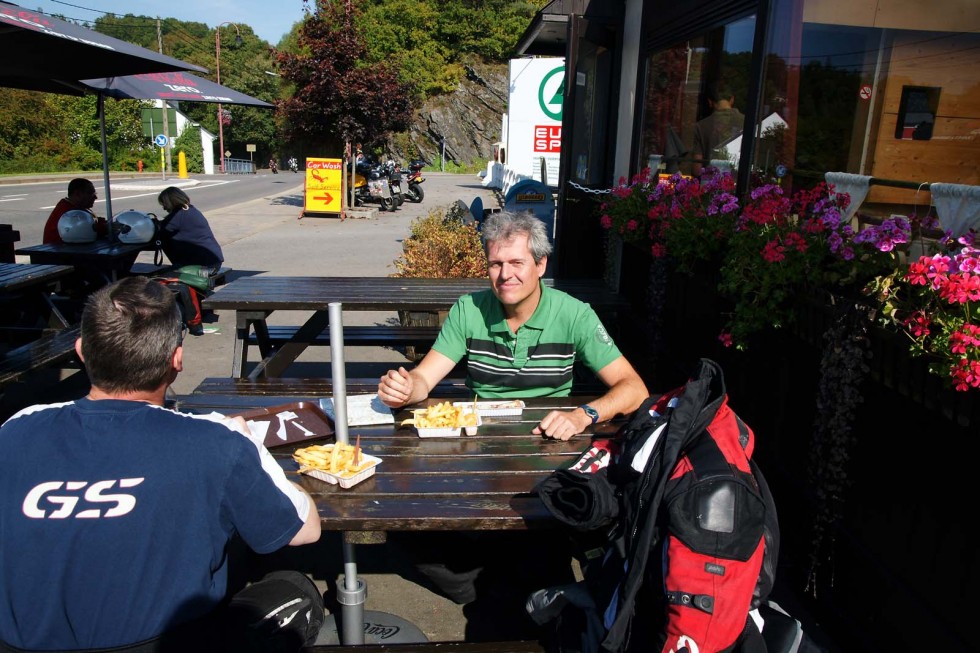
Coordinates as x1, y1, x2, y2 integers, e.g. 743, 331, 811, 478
716, 182, 902, 348
868, 232, 980, 391
599, 168, 741, 271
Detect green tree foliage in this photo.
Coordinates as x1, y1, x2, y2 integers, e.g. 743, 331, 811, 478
275, 0, 415, 150
174, 124, 204, 174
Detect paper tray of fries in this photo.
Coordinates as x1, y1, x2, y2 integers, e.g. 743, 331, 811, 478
405, 401, 481, 437
452, 400, 525, 417
293, 443, 380, 489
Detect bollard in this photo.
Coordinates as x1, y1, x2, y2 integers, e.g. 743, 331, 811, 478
178, 151, 188, 179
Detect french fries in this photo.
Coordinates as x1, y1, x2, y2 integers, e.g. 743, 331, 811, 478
401, 401, 478, 428
293, 443, 371, 476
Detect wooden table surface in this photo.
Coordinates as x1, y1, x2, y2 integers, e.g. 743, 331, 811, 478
15, 239, 148, 282
203, 276, 629, 313
202, 275, 630, 380
0, 262, 73, 293
176, 395, 618, 533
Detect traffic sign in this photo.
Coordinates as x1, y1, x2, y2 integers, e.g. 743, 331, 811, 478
154, 134, 168, 147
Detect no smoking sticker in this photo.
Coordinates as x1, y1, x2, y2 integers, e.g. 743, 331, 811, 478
859, 85, 872, 100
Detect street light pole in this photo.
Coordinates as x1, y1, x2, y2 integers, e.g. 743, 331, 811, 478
215, 22, 241, 174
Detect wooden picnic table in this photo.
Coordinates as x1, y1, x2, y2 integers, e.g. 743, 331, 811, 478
15, 239, 148, 283
202, 276, 630, 380
0, 262, 73, 294
0, 262, 74, 333
175, 394, 619, 534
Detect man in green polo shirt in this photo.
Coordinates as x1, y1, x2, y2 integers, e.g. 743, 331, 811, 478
378, 209, 647, 440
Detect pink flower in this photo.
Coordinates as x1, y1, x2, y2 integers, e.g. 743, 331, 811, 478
600, 215, 612, 229
651, 243, 667, 258
718, 331, 733, 347
761, 239, 786, 263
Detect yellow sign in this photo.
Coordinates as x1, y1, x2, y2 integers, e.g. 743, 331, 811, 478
303, 158, 342, 214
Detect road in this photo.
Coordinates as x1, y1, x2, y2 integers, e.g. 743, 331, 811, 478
0, 172, 303, 246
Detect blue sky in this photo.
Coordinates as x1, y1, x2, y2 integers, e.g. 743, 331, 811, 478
27, 0, 309, 45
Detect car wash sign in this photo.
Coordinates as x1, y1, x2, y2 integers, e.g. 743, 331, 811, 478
506, 57, 564, 185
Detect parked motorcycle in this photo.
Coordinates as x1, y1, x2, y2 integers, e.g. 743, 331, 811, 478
403, 159, 425, 203
382, 159, 404, 209
353, 159, 396, 212
288, 157, 299, 173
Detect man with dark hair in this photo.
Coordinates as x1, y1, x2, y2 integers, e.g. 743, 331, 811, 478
0, 277, 323, 652
691, 82, 745, 176
43, 178, 108, 244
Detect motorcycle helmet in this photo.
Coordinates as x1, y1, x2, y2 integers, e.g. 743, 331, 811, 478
58, 210, 97, 243
114, 210, 157, 244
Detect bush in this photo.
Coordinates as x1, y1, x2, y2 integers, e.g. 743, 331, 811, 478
174, 126, 204, 174
391, 204, 486, 278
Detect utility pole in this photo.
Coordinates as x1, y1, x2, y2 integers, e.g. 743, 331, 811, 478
157, 18, 172, 174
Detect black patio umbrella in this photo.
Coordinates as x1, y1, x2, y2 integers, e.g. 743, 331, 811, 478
80, 72, 273, 219
0, 2, 208, 94
0, 1, 209, 219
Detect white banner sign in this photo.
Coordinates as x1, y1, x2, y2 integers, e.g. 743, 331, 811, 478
505, 57, 564, 184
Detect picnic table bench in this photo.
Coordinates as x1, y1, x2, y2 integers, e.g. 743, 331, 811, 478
0, 324, 81, 390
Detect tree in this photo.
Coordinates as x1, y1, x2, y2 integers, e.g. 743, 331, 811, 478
174, 123, 204, 173
275, 0, 416, 151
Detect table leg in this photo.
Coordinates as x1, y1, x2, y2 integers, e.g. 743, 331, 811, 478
251, 310, 330, 379
234, 310, 271, 379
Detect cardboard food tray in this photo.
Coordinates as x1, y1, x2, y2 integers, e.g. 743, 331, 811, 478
452, 400, 525, 417
416, 414, 482, 438
301, 453, 382, 489
230, 402, 334, 449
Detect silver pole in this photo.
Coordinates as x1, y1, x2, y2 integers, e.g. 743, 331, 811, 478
327, 302, 364, 645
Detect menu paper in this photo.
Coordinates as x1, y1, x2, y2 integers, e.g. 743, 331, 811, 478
320, 393, 394, 426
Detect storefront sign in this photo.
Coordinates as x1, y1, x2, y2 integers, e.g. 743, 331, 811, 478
505, 58, 564, 185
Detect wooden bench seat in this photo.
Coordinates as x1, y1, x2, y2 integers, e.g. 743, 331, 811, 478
302, 641, 543, 652
247, 325, 441, 349
0, 325, 81, 389
130, 264, 232, 287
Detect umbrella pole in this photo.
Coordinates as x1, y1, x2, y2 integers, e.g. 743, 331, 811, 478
328, 302, 366, 645
98, 93, 113, 231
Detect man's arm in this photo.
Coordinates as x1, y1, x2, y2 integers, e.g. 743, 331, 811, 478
288, 482, 322, 546
533, 355, 648, 441
378, 349, 458, 408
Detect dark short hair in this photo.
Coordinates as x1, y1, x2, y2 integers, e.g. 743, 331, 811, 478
481, 210, 553, 263
158, 187, 191, 213
67, 178, 94, 196
80, 277, 183, 393
707, 82, 734, 103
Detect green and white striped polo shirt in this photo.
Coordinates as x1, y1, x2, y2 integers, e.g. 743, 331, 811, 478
431, 282, 621, 398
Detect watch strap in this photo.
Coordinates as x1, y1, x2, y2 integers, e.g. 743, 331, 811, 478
580, 404, 599, 424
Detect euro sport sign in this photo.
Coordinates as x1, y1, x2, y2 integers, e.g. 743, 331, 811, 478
534, 125, 562, 153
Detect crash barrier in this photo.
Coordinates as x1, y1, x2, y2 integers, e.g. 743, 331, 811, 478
221, 158, 255, 174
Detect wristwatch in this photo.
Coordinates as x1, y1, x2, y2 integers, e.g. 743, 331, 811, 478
580, 404, 599, 424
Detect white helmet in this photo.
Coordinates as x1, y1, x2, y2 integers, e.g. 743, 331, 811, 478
58, 210, 97, 243
114, 210, 157, 244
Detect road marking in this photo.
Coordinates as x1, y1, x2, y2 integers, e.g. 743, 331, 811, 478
40, 179, 242, 209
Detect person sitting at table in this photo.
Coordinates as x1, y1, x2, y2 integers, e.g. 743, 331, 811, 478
155, 186, 224, 336
377, 210, 648, 640
0, 276, 323, 653
378, 210, 648, 441
42, 178, 107, 244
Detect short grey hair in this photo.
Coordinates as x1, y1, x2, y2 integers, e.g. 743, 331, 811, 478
158, 187, 191, 213
481, 211, 552, 263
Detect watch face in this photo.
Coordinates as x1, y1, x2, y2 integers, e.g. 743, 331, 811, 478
582, 405, 599, 423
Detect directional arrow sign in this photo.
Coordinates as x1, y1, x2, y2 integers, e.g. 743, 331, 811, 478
154, 133, 168, 147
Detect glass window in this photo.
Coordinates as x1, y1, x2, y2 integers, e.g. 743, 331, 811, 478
637, 15, 756, 179
758, 0, 980, 214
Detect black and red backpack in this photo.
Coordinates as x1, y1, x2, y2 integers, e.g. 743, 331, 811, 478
532, 359, 780, 653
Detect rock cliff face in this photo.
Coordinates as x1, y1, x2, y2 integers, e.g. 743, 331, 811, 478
385, 61, 508, 168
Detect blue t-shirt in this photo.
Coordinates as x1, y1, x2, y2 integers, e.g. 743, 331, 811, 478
158, 204, 223, 269
0, 399, 307, 650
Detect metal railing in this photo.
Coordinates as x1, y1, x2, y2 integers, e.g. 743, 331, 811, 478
221, 158, 255, 174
